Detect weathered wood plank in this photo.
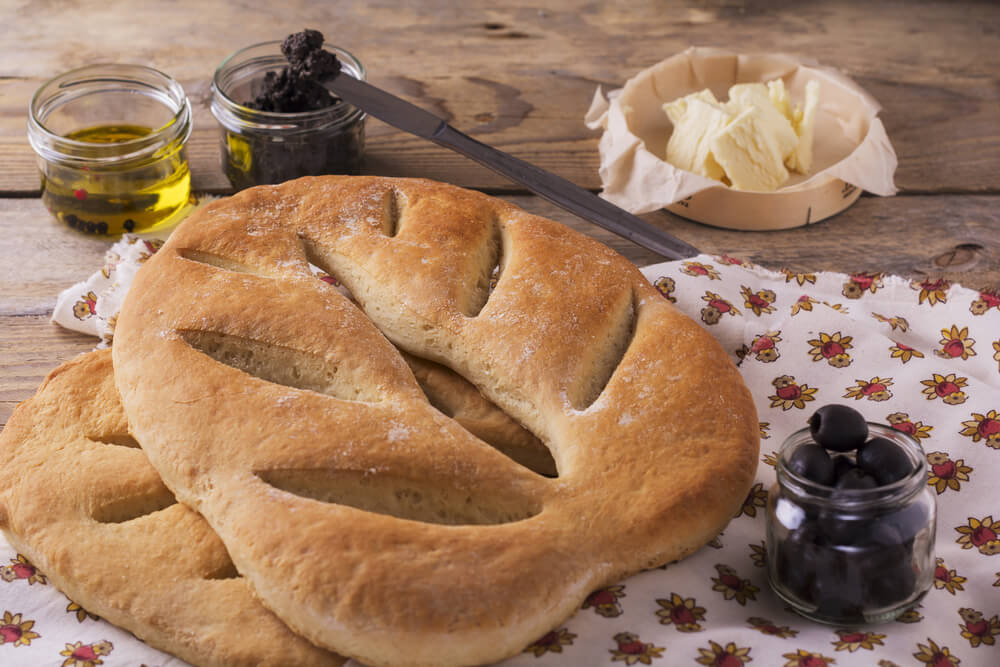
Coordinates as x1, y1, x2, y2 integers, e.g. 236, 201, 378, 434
6, 189, 1000, 286
1, 191, 996, 314
648, 196, 1000, 293
0, 315, 96, 430
516, 194, 1000, 293
1, 1, 997, 194
0, 201, 111, 315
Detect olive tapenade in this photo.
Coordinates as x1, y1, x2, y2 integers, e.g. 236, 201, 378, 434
245, 29, 341, 113
210, 31, 366, 189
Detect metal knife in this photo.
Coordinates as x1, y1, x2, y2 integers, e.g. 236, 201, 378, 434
323, 71, 699, 260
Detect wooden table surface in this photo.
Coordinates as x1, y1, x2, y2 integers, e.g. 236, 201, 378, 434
2, 0, 998, 427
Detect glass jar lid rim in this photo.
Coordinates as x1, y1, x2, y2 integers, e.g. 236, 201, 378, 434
776, 423, 927, 505
28, 63, 191, 152
211, 40, 366, 120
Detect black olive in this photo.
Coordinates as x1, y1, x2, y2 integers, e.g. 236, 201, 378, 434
808, 404, 869, 452
858, 519, 905, 547
857, 437, 913, 485
812, 546, 865, 619
885, 501, 931, 543
862, 544, 916, 607
787, 443, 836, 485
831, 454, 857, 480
776, 525, 821, 600
835, 467, 879, 490
821, 514, 863, 545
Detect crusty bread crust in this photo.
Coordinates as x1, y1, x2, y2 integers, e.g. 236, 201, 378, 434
112, 176, 759, 667
0, 350, 345, 667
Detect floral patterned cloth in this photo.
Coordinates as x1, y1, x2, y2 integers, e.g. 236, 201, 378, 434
6, 250, 998, 667
50, 235, 165, 348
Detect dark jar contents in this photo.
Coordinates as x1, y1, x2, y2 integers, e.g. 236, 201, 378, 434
766, 424, 936, 625
28, 64, 192, 236
210, 36, 365, 190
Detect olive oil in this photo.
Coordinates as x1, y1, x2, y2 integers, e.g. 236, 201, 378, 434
40, 124, 191, 236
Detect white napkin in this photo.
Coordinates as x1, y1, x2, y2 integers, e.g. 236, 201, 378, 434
50, 235, 165, 346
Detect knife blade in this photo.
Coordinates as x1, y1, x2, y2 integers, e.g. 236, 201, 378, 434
323, 71, 699, 260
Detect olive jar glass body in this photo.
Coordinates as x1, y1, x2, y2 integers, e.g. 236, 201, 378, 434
27, 64, 193, 236
766, 424, 936, 625
210, 41, 366, 190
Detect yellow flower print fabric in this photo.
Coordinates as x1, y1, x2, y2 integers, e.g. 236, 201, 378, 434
11, 251, 999, 667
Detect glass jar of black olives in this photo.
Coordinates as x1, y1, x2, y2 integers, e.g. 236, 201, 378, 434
767, 423, 935, 625
210, 41, 366, 190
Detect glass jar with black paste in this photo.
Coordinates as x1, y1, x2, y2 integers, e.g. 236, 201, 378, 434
210, 40, 365, 190
766, 423, 935, 625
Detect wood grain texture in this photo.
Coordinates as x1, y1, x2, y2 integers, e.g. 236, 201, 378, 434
0, 315, 95, 430
3, 192, 996, 302
0, 0, 997, 193
0, 201, 110, 315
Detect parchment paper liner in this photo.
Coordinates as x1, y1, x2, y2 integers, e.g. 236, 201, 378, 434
585, 47, 898, 230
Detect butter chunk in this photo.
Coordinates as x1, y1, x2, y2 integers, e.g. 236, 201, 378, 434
710, 106, 789, 191
726, 83, 799, 162
767, 79, 793, 121
785, 80, 820, 174
662, 88, 719, 126
665, 98, 730, 181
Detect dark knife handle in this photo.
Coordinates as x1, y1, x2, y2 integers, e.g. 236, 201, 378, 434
430, 125, 700, 260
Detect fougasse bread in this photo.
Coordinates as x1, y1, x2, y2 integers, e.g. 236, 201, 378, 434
0, 350, 345, 667
111, 175, 759, 667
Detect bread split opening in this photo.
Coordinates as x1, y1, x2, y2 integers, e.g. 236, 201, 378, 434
91, 489, 177, 524
201, 560, 241, 580
88, 434, 141, 449
569, 288, 638, 410
177, 248, 277, 278
402, 352, 557, 477
381, 186, 403, 237
256, 468, 542, 525
462, 217, 504, 317
177, 330, 385, 403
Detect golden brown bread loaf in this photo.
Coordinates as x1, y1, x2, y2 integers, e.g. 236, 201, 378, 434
112, 176, 759, 667
0, 350, 345, 667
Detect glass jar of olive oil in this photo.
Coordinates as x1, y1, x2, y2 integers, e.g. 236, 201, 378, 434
28, 64, 193, 236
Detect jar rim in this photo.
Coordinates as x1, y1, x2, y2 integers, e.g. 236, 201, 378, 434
27, 63, 192, 165
210, 40, 366, 133
775, 422, 928, 508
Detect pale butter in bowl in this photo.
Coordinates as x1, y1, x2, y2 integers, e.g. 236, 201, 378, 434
585, 47, 898, 231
